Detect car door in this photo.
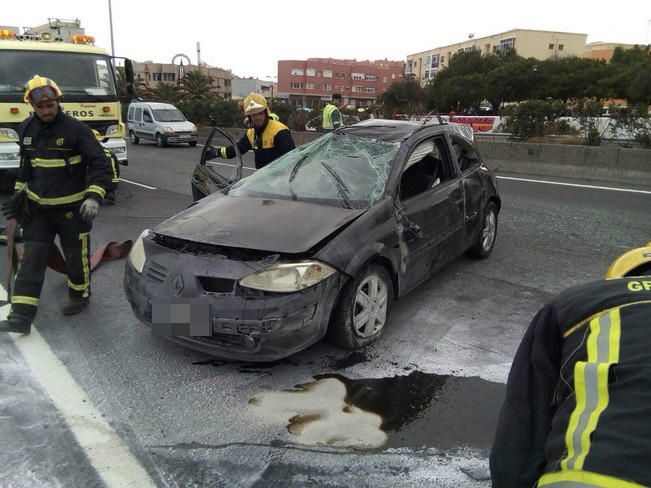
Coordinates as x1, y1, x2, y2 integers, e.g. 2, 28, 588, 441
448, 134, 484, 245
141, 108, 155, 140
133, 107, 143, 138
396, 135, 465, 292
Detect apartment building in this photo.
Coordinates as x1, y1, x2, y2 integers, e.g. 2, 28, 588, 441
277, 58, 405, 109
231, 77, 277, 100
407, 29, 588, 85
133, 61, 232, 98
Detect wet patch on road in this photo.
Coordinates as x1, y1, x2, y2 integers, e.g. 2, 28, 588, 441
250, 371, 505, 451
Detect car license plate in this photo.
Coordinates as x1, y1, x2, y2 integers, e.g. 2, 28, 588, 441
151, 302, 211, 336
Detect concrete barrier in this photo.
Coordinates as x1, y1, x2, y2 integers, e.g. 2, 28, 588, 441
198, 128, 651, 187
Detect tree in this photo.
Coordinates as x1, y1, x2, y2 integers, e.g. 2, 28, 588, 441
144, 82, 181, 104
180, 70, 213, 101
379, 79, 424, 117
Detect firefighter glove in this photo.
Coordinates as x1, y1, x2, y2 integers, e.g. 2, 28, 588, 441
80, 198, 100, 222
1, 190, 30, 224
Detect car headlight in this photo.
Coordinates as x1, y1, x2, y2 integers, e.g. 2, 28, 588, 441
105, 124, 124, 137
239, 260, 337, 293
129, 229, 150, 273
0, 152, 19, 161
0, 128, 19, 142
189, 124, 197, 132
164, 127, 175, 133
110, 146, 126, 155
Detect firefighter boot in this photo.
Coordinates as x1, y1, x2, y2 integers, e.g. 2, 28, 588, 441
0, 317, 31, 334
62, 295, 89, 316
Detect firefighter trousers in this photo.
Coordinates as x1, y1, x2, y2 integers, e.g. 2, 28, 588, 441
9, 204, 92, 322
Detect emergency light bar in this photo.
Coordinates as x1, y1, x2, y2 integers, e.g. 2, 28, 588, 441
72, 34, 95, 45
0, 29, 16, 39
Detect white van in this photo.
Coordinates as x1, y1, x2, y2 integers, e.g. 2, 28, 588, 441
127, 102, 198, 147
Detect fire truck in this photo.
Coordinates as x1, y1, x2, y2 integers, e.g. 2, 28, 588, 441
0, 19, 135, 190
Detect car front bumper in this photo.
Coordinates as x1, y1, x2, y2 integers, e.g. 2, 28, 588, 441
124, 242, 344, 361
162, 133, 198, 144
102, 138, 128, 163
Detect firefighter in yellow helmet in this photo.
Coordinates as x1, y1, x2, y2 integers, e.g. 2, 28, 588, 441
0, 75, 113, 334
208, 92, 295, 170
491, 242, 651, 487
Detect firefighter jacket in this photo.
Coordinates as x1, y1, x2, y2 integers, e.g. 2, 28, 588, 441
219, 119, 295, 169
490, 276, 651, 488
15, 109, 113, 206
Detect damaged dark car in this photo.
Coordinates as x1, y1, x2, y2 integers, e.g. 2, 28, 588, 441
124, 120, 501, 361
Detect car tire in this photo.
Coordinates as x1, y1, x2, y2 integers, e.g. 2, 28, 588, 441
329, 264, 394, 350
189, 141, 197, 147
466, 200, 498, 259
129, 131, 139, 145
156, 134, 166, 147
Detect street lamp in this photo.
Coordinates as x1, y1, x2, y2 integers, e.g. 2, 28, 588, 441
108, 0, 115, 58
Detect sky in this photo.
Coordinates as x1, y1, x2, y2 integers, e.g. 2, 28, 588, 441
3, 0, 650, 80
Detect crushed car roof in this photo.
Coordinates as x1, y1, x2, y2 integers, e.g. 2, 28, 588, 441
339, 119, 473, 143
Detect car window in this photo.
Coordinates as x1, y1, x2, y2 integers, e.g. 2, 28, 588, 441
229, 133, 400, 208
399, 137, 453, 201
450, 135, 480, 173
152, 109, 185, 122
143, 111, 153, 123
128, 106, 134, 121
134, 107, 142, 122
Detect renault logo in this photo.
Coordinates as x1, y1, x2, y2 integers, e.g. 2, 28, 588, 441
173, 275, 184, 295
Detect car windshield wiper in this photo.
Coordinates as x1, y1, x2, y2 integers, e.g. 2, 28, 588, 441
287, 153, 310, 201
320, 161, 354, 209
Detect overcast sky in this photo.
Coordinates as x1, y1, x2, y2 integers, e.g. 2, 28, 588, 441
4, 0, 650, 79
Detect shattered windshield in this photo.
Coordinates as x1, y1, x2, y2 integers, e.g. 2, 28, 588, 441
229, 133, 400, 208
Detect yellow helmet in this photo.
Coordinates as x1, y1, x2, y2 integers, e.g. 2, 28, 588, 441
605, 241, 651, 279
24, 75, 63, 103
242, 92, 269, 116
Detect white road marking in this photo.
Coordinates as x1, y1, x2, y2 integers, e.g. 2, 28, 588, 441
497, 175, 651, 195
118, 178, 157, 190
0, 285, 155, 487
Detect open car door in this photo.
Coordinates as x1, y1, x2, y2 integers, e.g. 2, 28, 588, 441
191, 127, 244, 201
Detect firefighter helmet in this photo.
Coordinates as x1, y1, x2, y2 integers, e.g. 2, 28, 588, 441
243, 92, 269, 116
24, 75, 63, 104
605, 241, 651, 278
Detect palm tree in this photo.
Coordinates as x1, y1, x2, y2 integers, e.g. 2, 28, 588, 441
144, 82, 181, 104
180, 70, 213, 101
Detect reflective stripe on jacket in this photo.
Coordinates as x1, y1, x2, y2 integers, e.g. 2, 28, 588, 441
490, 276, 651, 488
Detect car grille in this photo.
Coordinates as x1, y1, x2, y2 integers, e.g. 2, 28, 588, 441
197, 334, 251, 348
146, 261, 168, 283
173, 131, 192, 135
151, 233, 276, 261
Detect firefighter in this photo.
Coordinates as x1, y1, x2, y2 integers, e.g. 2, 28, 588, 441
490, 242, 651, 487
322, 93, 343, 132
0, 75, 113, 334
209, 93, 294, 170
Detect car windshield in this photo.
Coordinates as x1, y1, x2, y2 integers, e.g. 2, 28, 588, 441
0, 50, 117, 101
153, 109, 185, 122
228, 133, 400, 208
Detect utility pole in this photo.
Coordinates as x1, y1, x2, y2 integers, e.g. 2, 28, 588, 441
108, 0, 115, 57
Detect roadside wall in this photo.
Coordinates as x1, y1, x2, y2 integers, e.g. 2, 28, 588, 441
199, 128, 651, 187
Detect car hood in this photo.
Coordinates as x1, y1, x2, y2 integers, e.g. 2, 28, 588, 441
155, 195, 366, 254
159, 121, 195, 131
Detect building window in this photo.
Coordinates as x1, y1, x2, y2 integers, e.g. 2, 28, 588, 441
383, 76, 387, 83
291, 68, 304, 76
306, 82, 314, 89
162, 73, 175, 81
324, 83, 332, 90
549, 43, 554, 50
306, 68, 316, 76
225, 79, 231, 87
352, 73, 364, 80
365, 87, 375, 93
323, 69, 333, 78
152, 73, 161, 81
392, 73, 396, 79
290, 82, 303, 89
365, 74, 377, 81
440, 56, 445, 63
335, 72, 340, 79
499, 37, 515, 51
558, 44, 564, 51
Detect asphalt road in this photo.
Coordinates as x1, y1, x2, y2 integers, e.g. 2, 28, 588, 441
1, 139, 650, 487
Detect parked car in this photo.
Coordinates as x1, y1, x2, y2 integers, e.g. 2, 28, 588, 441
127, 102, 198, 147
125, 120, 500, 361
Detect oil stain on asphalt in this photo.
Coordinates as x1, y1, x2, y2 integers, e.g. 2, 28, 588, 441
250, 371, 505, 451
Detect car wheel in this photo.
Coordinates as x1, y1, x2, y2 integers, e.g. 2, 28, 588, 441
466, 200, 498, 259
189, 141, 197, 147
330, 264, 394, 350
156, 134, 166, 147
129, 131, 139, 144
